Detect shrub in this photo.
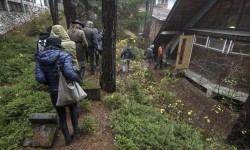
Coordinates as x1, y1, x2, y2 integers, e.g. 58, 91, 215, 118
80, 100, 92, 113
111, 103, 206, 150
104, 93, 126, 110
127, 79, 151, 105
81, 116, 96, 134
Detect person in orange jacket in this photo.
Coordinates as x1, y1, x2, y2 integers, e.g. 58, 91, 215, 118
154, 44, 164, 70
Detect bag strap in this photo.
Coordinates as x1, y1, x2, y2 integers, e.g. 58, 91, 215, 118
57, 51, 61, 73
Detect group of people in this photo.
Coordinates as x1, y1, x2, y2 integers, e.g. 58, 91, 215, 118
144, 44, 169, 70
35, 20, 102, 146
119, 41, 170, 74
35, 19, 170, 146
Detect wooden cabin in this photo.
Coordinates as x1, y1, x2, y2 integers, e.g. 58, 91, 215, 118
152, 0, 250, 102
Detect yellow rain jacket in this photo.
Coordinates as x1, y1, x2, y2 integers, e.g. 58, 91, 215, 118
50, 25, 80, 71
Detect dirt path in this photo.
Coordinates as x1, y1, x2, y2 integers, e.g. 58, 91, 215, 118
50, 101, 114, 150
27, 60, 237, 149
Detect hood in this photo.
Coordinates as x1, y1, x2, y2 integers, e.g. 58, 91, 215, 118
39, 32, 50, 40
50, 25, 70, 41
36, 50, 60, 65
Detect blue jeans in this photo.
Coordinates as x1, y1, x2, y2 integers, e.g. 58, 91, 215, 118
122, 59, 131, 72
50, 93, 80, 141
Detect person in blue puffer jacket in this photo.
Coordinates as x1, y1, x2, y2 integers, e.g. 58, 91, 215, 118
35, 36, 80, 146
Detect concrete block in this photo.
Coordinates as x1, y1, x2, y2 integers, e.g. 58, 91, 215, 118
29, 113, 58, 124
83, 88, 101, 101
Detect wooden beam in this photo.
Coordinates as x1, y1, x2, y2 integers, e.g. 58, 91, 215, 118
4, 0, 10, 12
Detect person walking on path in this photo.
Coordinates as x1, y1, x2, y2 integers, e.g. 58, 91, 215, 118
35, 37, 80, 146
154, 44, 164, 70
83, 21, 98, 75
50, 25, 80, 72
144, 44, 154, 68
120, 43, 134, 73
67, 20, 88, 78
93, 27, 102, 68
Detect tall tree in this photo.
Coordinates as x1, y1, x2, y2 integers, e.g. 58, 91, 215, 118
83, 0, 90, 21
227, 92, 250, 149
63, 0, 77, 29
100, 0, 117, 92
49, 0, 59, 25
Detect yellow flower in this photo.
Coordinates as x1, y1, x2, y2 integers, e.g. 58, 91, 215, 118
160, 109, 165, 113
188, 110, 193, 115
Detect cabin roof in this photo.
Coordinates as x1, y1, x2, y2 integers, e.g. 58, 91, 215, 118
153, 0, 209, 46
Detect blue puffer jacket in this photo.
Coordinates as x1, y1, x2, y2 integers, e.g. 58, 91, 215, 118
35, 49, 79, 92
120, 46, 134, 60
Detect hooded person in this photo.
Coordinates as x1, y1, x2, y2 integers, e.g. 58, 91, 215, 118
50, 25, 80, 71
67, 20, 88, 78
35, 36, 80, 146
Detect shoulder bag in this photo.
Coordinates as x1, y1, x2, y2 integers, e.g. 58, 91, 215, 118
56, 57, 87, 106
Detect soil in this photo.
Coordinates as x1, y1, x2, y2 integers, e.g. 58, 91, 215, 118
27, 61, 238, 149
49, 69, 115, 150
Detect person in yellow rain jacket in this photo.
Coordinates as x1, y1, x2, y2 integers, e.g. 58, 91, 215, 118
50, 25, 80, 71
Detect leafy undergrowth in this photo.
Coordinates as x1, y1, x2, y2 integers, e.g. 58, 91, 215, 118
0, 35, 54, 150
0, 12, 65, 149
0, 11, 237, 149
104, 40, 237, 150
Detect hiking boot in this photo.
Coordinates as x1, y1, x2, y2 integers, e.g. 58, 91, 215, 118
69, 132, 80, 141
65, 135, 73, 146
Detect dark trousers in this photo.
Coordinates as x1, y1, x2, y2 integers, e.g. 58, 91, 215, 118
95, 51, 100, 66
154, 57, 163, 69
86, 47, 95, 74
50, 93, 80, 142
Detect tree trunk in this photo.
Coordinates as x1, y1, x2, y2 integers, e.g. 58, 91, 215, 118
63, 0, 77, 29
227, 92, 250, 149
83, 0, 89, 21
49, 0, 59, 25
143, 0, 154, 43
100, 0, 117, 93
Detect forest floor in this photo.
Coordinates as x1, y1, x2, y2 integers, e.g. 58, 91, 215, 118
29, 60, 238, 150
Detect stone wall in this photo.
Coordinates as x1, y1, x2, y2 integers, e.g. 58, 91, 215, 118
0, 5, 49, 34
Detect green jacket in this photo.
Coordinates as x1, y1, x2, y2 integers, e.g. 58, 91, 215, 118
50, 25, 80, 71
67, 28, 88, 62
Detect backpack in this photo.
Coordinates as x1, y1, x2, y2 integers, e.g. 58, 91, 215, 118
37, 39, 47, 52
145, 48, 153, 59
36, 32, 50, 52
124, 47, 133, 59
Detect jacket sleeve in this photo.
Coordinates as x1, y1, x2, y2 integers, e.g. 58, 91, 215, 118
81, 31, 88, 47
35, 61, 47, 84
63, 55, 79, 81
120, 49, 125, 58
92, 31, 99, 50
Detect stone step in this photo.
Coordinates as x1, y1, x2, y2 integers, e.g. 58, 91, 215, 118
29, 113, 58, 124
83, 87, 101, 101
